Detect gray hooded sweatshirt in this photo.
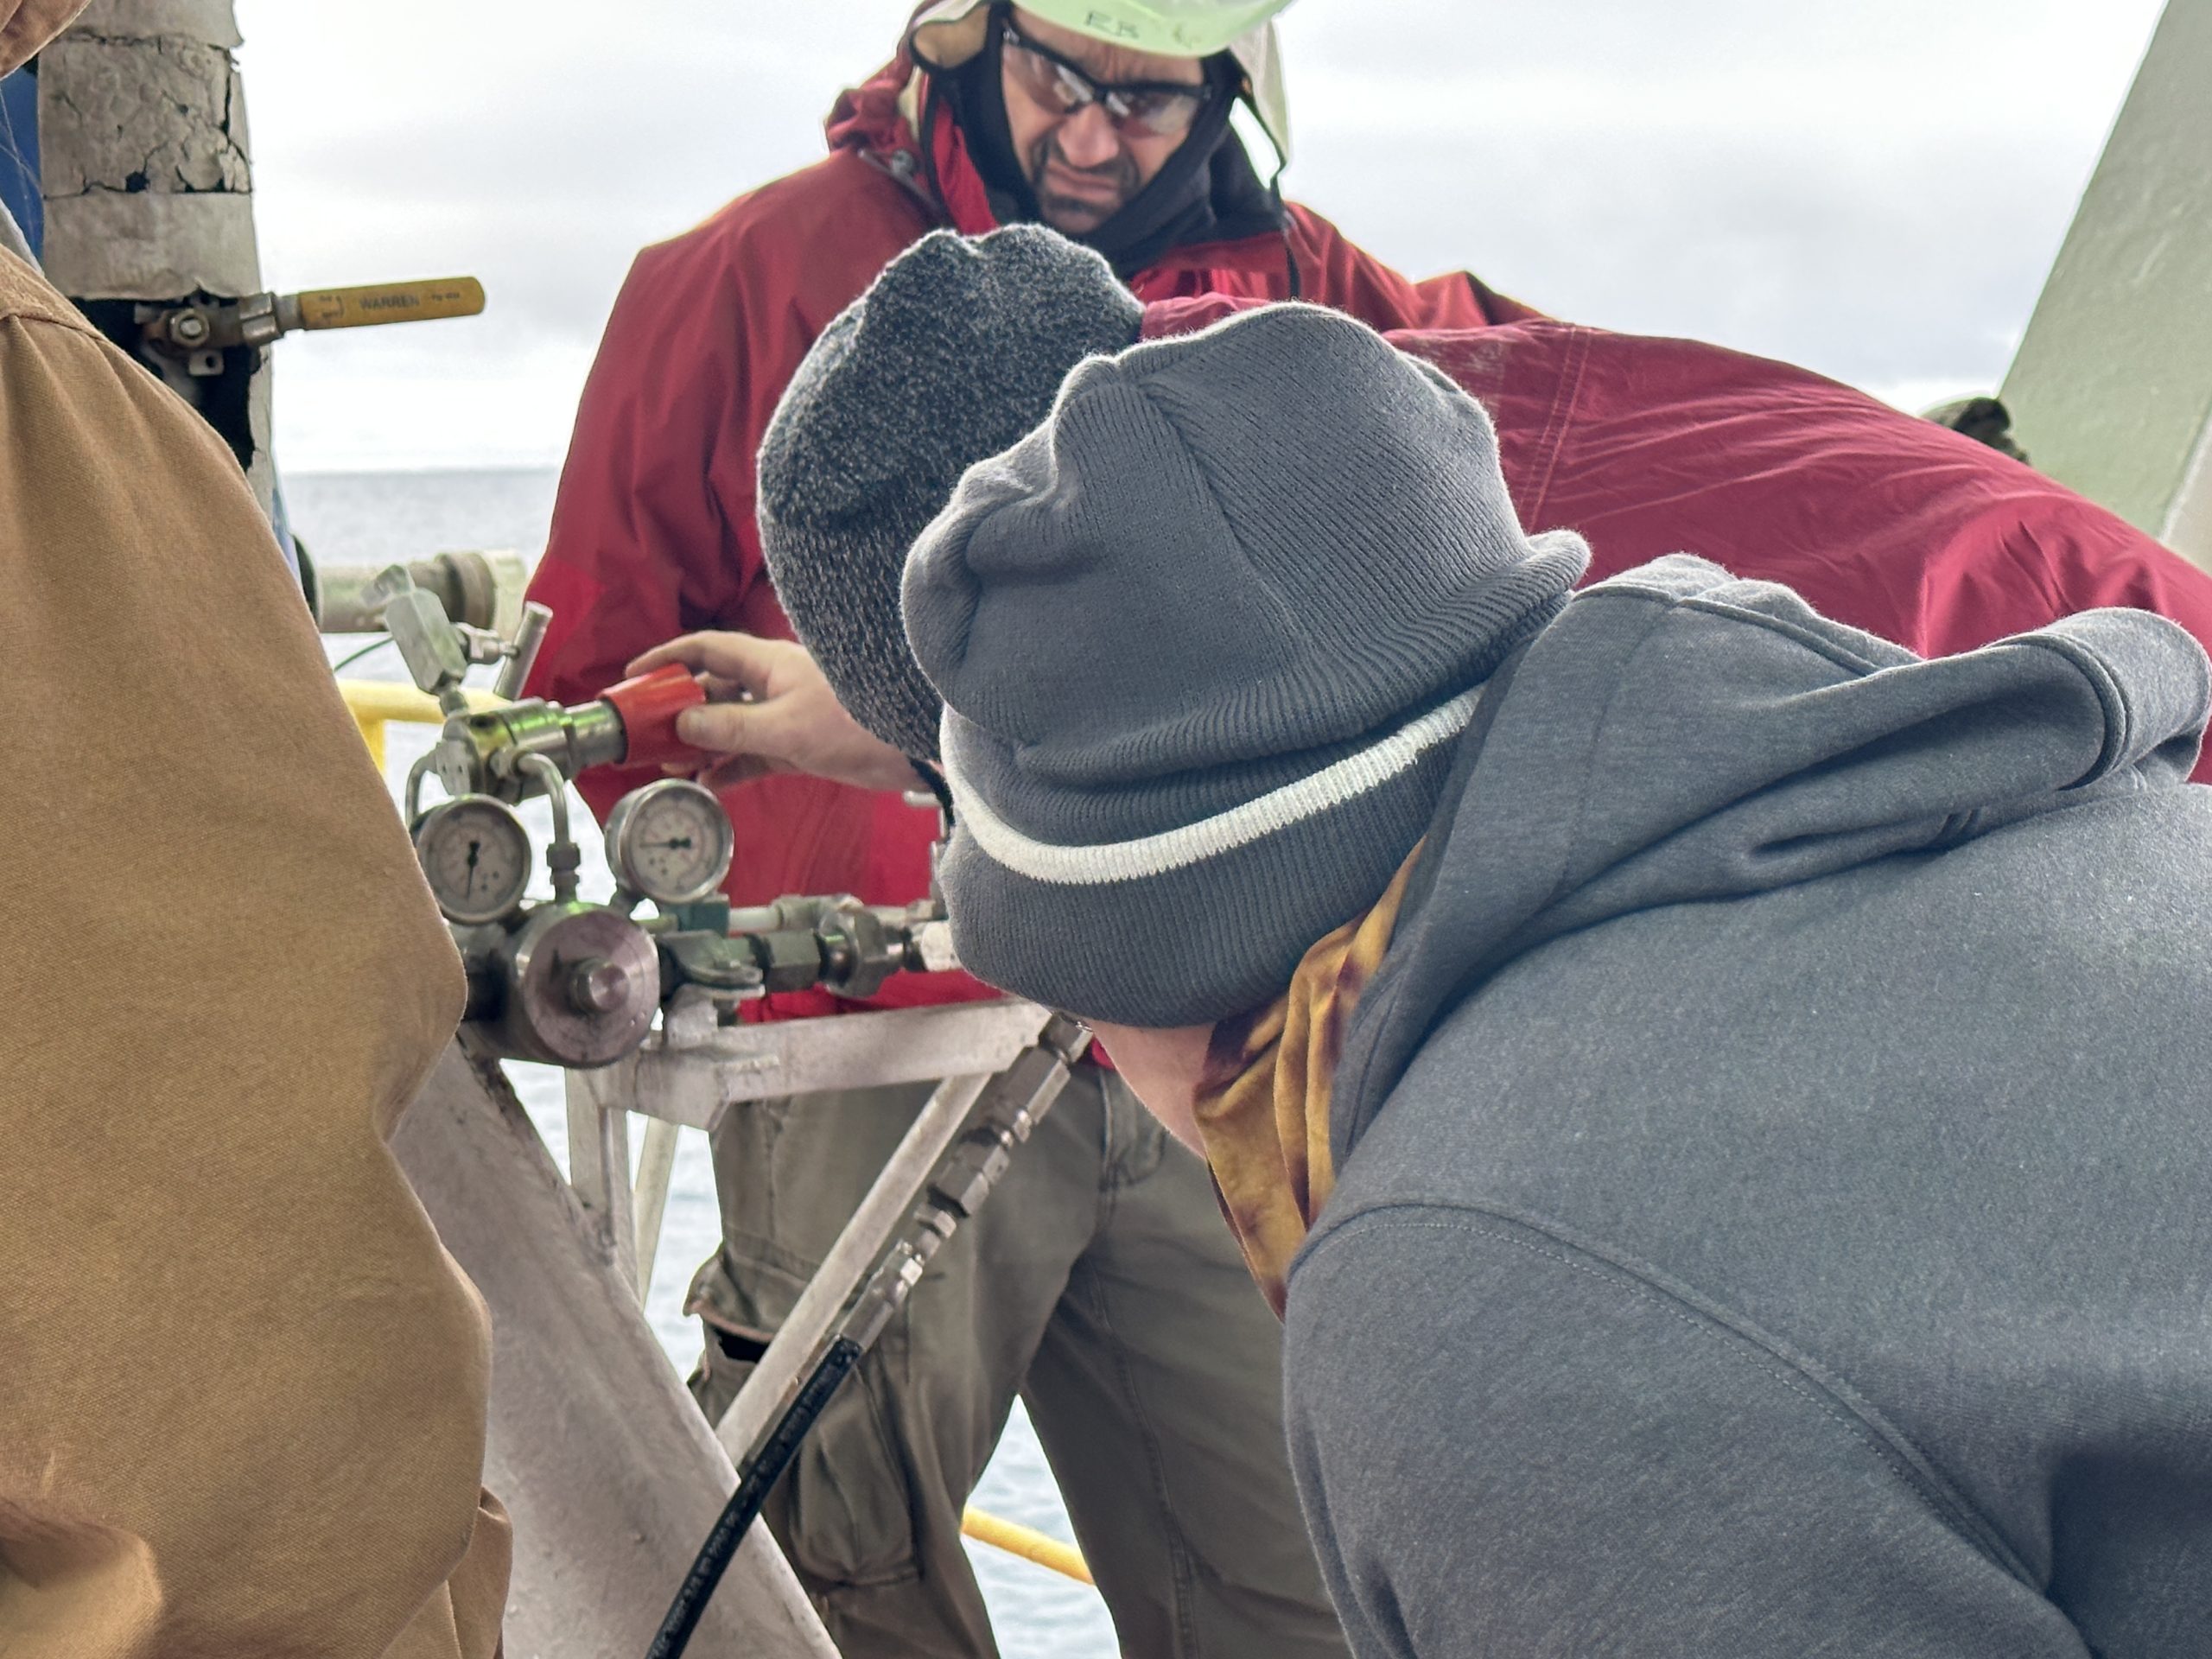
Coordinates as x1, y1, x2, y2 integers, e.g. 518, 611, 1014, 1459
1287, 554, 2212, 1659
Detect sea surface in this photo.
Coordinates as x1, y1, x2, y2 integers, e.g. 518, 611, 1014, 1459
294, 466, 1118, 1659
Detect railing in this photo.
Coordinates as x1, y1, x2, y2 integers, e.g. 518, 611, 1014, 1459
338, 678, 502, 769
961, 1507, 1094, 1585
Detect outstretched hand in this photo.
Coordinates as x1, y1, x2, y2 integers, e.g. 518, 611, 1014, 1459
626, 632, 920, 794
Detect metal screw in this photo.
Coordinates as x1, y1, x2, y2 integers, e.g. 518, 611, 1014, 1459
566, 957, 631, 1014
169, 310, 210, 345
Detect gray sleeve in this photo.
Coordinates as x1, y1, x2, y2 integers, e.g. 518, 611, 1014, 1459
1281, 1206, 2091, 1659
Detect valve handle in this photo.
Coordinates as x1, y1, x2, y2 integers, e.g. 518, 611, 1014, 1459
600, 664, 713, 770
284, 278, 486, 333
494, 601, 553, 701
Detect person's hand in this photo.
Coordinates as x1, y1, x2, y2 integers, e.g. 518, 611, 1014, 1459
625, 632, 920, 793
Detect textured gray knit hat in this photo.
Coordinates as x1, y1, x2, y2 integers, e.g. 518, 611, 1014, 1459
905, 302, 1592, 1027
759, 226, 1145, 760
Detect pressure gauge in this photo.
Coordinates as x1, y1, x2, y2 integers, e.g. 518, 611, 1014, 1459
604, 779, 735, 906
413, 796, 534, 925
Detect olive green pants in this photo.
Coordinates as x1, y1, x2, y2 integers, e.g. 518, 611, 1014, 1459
685, 1065, 1349, 1659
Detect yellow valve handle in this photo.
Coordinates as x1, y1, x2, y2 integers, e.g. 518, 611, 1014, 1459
289, 277, 486, 332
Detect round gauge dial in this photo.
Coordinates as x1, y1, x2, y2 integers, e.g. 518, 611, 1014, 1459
605, 779, 735, 906
413, 796, 534, 925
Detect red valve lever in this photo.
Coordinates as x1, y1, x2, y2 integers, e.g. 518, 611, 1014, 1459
598, 664, 711, 770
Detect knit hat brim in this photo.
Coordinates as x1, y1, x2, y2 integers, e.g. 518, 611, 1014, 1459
940, 681, 1515, 1024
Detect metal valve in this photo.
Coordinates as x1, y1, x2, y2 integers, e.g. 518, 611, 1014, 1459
373, 557, 710, 810
139, 277, 486, 378
375, 563, 547, 718
385, 578, 963, 1070
479, 902, 662, 1068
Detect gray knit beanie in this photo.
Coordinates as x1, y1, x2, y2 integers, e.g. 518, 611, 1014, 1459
904, 302, 1592, 1027
758, 226, 1145, 760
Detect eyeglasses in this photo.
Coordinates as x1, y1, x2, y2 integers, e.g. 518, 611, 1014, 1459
1000, 19, 1217, 139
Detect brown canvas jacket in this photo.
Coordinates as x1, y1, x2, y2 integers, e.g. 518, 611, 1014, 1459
0, 250, 507, 1656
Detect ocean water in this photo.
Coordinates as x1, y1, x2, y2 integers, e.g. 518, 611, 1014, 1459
293, 467, 1118, 1659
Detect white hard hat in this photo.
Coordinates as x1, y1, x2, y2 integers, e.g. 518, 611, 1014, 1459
909, 0, 1294, 162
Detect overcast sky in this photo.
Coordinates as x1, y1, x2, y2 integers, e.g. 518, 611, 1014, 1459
230, 0, 2169, 472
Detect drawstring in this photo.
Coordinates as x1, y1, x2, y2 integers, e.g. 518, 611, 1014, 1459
1272, 173, 1301, 299
917, 73, 953, 227
909, 757, 955, 816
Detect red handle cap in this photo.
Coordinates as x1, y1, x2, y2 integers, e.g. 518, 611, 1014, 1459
599, 664, 710, 770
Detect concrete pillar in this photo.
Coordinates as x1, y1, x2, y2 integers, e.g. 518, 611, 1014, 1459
36, 0, 274, 514
2001, 0, 2212, 569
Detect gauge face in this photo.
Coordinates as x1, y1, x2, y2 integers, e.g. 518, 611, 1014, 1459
413, 796, 533, 925
606, 779, 734, 906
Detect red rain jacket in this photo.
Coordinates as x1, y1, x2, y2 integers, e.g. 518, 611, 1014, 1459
524, 46, 1516, 1015
1439, 325, 2212, 687
1154, 290, 2212, 768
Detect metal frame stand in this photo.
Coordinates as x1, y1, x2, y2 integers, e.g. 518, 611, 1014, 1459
645, 1011, 1090, 1656
561, 997, 1079, 1433
393, 920, 1080, 1657
561, 997, 1065, 1304
549, 997, 1090, 1644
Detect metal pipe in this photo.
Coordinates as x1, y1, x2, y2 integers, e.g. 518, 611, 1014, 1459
517, 754, 578, 904
314, 550, 528, 634
404, 751, 437, 823
961, 1508, 1093, 1586
712, 1070, 996, 1465
664, 1015, 1090, 1656
495, 601, 554, 701
633, 1117, 683, 1300
722, 906, 791, 936
565, 1069, 639, 1294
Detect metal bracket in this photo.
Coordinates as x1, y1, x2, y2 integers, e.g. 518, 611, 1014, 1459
575, 999, 1060, 1134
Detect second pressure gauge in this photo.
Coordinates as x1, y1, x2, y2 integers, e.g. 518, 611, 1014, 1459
605, 778, 735, 906
413, 796, 534, 925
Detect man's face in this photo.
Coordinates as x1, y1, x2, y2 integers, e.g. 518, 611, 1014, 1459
999, 7, 1211, 235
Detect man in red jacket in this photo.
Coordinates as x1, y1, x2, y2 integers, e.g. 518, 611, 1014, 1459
522, 5, 1519, 1656
649, 232, 2212, 814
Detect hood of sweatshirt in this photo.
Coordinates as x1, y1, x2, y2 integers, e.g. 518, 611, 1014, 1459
1330, 553, 2212, 1166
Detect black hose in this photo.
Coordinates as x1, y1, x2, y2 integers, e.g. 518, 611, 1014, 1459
645, 1336, 866, 1659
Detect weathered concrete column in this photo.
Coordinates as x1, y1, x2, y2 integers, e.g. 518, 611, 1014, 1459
36, 0, 273, 512
2001, 0, 2212, 569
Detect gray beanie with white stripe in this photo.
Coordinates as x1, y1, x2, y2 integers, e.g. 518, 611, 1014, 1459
903, 302, 1591, 1027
